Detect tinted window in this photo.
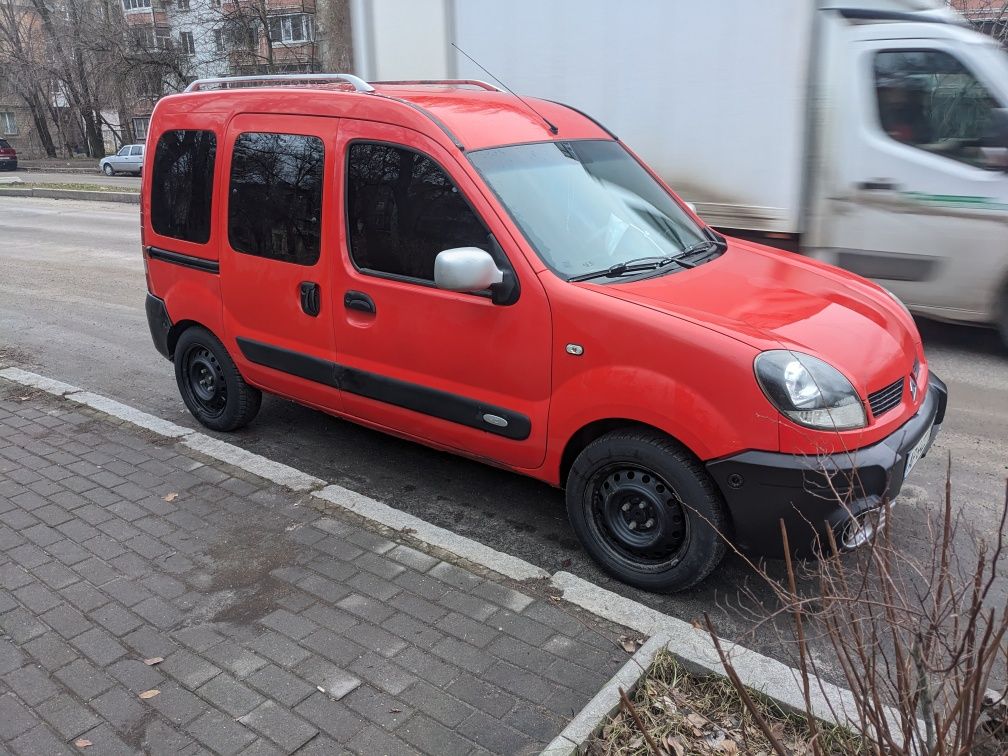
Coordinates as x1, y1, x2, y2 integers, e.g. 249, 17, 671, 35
346, 142, 488, 281
228, 132, 324, 265
150, 129, 217, 244
0, 139, 10, 149
875, 50, 1001, 168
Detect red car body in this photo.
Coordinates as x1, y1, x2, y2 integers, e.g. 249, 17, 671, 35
142, 78, 946, 590
0, 138, 17, 170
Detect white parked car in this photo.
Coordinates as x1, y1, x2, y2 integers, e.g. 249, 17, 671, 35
99, 144, 144, 176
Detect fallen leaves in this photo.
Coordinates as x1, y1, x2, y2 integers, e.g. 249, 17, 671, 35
143, 657, 163, 666
138, 689, 160, 699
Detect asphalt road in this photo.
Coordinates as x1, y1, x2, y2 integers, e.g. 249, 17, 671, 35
2, 197, 1005, 681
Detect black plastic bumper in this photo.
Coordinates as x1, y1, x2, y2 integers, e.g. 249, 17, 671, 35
707, 373, 948, 557
145, 292, 173, 360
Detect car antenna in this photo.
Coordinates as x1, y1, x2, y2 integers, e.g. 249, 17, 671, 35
450, 42, 559, 135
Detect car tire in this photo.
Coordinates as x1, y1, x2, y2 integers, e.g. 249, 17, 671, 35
174, 326, 261, 432
566, 429, 729, 592
102, 163, 114, 176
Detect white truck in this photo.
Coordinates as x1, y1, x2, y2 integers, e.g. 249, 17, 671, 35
350, 0, 1008, 342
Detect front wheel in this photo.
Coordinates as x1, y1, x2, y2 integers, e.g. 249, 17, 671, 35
102, 163, 114, 176
566, 430, 729, 592
173, 327, 261, 432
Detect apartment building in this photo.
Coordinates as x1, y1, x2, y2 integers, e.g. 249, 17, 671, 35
0, 0, 351, 158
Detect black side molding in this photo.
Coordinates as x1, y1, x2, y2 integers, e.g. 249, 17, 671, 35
147, 246, 220, 274
145, 293, 173, 360
236, 337, 531, 441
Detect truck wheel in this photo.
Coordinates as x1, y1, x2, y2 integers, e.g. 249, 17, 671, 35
174, 327, 261, 431
999, 288, 1008, 351
566, 430, 729, 592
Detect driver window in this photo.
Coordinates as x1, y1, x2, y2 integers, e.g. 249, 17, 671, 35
345, 142, 489, 282
117, 146, 130, 156
874, 50, 1000, 169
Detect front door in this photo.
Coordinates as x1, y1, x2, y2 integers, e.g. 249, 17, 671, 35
220, 114, 342, 413
332, 119, 551, 469
819, 36, 1008, 322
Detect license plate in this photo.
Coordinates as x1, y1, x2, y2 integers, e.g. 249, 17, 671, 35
904, 421, 933, 480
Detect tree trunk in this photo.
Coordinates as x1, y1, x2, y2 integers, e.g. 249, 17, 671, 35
25, 90, 57, 158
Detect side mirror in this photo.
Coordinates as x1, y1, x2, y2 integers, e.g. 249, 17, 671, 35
434, 247, 503, 293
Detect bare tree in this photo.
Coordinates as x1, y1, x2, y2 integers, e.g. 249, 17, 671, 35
949, 1, 1008, 45
0, 0, 58, 156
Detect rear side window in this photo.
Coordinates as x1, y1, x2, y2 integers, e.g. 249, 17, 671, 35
0, 139, 11, 149
346, 142, 488, 281
228, 132, 324, 265
151, 130, 217, 244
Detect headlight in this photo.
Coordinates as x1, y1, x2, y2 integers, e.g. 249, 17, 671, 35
754, 351, 866, 430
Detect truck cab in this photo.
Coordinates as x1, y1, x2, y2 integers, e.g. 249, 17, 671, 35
807, 6, 1008, 338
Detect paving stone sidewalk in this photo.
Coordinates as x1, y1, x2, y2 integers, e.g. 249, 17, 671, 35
0, 383, 630, 755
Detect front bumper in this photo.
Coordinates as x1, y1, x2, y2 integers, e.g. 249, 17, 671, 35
707, 373, 948, 557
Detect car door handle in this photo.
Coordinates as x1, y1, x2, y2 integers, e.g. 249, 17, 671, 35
344, 290, 375, 315
858, 179, 900, 191
299, 281, 321, 317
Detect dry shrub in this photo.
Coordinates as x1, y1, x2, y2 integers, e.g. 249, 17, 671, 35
710, 459, 1008, 756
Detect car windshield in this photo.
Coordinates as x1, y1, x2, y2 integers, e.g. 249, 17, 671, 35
469, 140, 707, 279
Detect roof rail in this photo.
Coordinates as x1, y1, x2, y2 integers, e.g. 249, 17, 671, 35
372, 79, 501, 92
185, 73, 375, 93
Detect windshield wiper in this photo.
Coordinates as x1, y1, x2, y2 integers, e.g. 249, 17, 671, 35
672, 236, 727, 268
568, 256, 678, 282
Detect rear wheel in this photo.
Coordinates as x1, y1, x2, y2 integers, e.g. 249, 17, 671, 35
566, 430, 729, 592
102, 163, 114, 176
174, 327, 261, 431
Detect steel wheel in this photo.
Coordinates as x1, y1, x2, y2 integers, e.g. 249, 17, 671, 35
588, 463, 690, 571
181, 344, 227, 419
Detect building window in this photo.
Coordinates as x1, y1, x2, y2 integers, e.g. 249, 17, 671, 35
228, 132, 324, 265
177, 0, 189, 9
268, 14, 314, 45
211, 0, 221, 6
180, 31, 195, 56
135, 26, 172, 51
0, 111, 17, 135
213, 28, 224, 52
122, 0, 151, 10
346, 142, 489, 282
132, 116, 150, 141
151, 130, 217, 244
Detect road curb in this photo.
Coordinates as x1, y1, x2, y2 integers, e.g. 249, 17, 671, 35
0, 186, 139, 204
542, 631, 672, 755
0, 366, 874, 750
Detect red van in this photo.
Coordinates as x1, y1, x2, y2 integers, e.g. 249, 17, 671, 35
142, 74, 946, 592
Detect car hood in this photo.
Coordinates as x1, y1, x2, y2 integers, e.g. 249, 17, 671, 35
595, 239, 921, 394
